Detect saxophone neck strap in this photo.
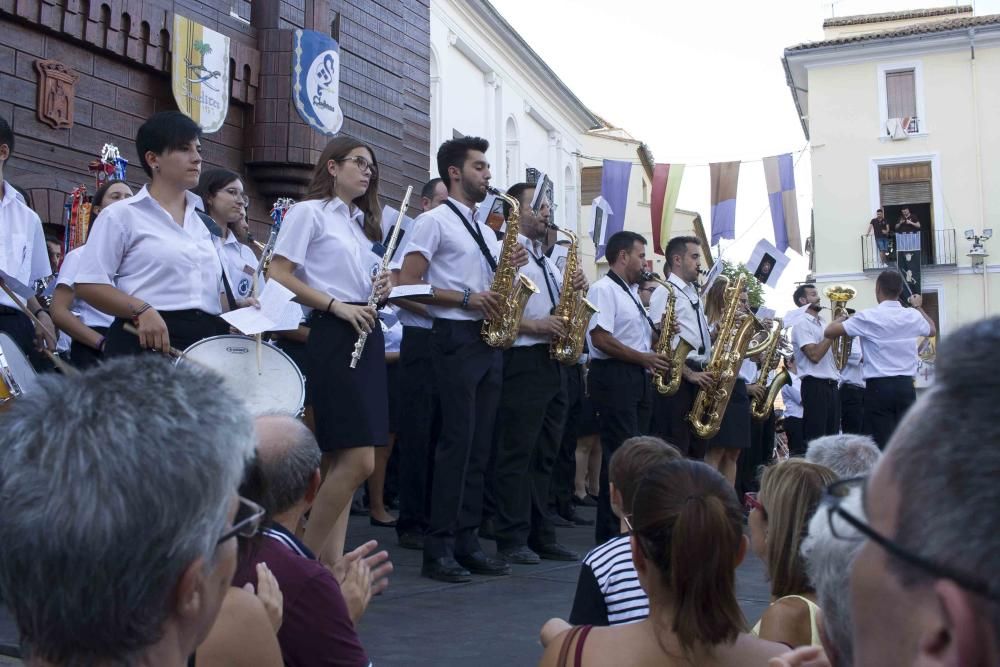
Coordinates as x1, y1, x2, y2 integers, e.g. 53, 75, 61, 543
444, 200, 498, 272
528, 245, 559, 308
608, 270, 656, 333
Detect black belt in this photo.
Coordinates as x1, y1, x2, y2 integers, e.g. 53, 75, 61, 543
509, 343, 549, 353
432, 318, 483, 330
866, 376, 912, 383
803, 376, 838, 387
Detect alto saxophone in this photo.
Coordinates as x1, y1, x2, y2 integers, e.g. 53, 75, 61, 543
481, 186, 540, 349
641, 271, 691, 396
824, 285, 856, 370
749, 319, 793, 421
687, 274, 767, 440
548, 223, 598, 364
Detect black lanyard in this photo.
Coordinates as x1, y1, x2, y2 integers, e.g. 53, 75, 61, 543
669, 277, 708, 355
444, 200, 497, 272
608, 270, 656, 332
529, 248, 559, 308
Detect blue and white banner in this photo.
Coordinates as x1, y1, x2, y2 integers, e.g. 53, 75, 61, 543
293, 30, 344, 136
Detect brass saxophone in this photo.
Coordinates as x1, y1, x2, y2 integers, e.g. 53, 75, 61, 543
641, 271, 691, 396
824, 285, 856, 370
687, 274, 767, 440
749, 319, 793, 420
549, 223, 598, 364
481, 186, 540, 349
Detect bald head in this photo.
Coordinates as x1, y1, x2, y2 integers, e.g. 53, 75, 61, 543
249, 414, 322, 516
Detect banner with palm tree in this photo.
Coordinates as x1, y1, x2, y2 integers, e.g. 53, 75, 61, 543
171, 14, 230, 134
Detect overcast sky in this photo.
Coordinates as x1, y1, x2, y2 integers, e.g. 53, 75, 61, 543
488, 0, 999, 310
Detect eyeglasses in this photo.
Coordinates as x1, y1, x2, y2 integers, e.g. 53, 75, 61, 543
743, 491, 767, 518
224, 187, 249, 207
337, 155, 377, 176
823, 477, 1000, 602
216, 496, 265, 545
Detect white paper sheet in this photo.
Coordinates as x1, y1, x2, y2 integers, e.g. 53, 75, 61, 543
389, 284, 434, 300
221, 279, 300, 335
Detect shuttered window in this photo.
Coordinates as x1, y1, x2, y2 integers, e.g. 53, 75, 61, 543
881, 182, 932, 205
581, 166, 602, 202
886, 70, 917, 119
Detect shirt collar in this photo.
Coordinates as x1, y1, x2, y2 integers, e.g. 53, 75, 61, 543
324, 197, 364, 225
0, 181, 17, 209
128, 185, 203, 217
878, 300, 902, 309
222, 230, 241, 246
263, 522, 315, 560
667, 272, 696, 296
446, 196, 474, 221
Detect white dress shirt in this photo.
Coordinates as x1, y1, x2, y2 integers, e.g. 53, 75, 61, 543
382, 315, 403, 354
547, 243, 569, 273
389, 220, 433, 330
781, 373, 803, 418
791, 310, 840, 380
843, 300, 930, 379
402, 197, 500, 321
272, 198, 380, 305
216, 232, 260, 300
839, 343, 865, 388
56, 247, 114, 328
739, 358, 758, 384
514, 234, 563, 348
76, 186, 223, 314
648, 273, 713, 365
0, 180, 50, 309
586, 271, 652, 360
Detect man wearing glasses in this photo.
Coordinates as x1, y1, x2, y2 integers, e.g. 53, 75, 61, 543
0, 356, 260, 665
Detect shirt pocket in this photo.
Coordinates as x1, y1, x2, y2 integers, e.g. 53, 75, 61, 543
1, 231, 28, 275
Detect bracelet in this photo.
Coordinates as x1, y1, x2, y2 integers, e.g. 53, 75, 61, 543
460, 288, 471, 310
132, 302, 152, 318
326, 297, 336, 313
32, 308, 46, 318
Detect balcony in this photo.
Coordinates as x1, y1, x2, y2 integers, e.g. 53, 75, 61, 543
861, 228, 957, 271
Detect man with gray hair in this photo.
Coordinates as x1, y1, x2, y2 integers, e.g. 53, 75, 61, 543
0, 356, 257, 665
805, 434, 881, 478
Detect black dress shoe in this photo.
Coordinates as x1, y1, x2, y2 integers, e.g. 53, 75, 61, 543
573, 494, 598, 508
559, 508, 594, 526
497, 545, 541, 564
531, 542, 579, 561
549, 513, 573, 527
422, 557, 472, 583
397, 532, 424, 550
370, 517, 398, 528
455, 551, 512, 576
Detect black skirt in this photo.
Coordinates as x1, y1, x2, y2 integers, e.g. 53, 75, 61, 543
708, 378, 751, 449
70, 325, 109, 369
307, 311, 388, 451
105, 310, 228, 357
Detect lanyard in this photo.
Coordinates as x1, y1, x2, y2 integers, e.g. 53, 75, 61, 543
607, 270, 656, 332
444, 200, 497, 272
669, 277, 708, 355
529, 246, 559, 308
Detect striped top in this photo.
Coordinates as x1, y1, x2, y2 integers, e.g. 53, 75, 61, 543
570, 535, 649, 626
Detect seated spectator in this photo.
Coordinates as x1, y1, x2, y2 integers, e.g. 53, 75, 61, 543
566, 436, 681, 629
748, 459, 837, 648
805, 434, 880, 478
0, 357, 259, 666
846, 317, 1000, 666
233, 412, 393, 667
197, 583, 283, 667
539, 460, 785, 666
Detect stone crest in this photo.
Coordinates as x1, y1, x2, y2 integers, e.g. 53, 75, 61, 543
34, 59, 79, 129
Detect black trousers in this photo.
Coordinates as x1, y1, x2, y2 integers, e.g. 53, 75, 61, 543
105, 309, 228, 357
864, 376, 916, 449
739, 411, 775, 496
650, 375, 708, 460
840, 383, 865, 434
424, 319, 502, 561
493, 345, 567, 550
784, 416, 805, 457
590, 358, 651, 544
0, 308, 34, 362
550, 362, 583, 516
396, 326, 441, 538
69, 325, 109, 369
801, 376, 840, 446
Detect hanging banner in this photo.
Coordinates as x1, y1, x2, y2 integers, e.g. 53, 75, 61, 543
709, 161, 740, 246
171, 15, 230, 133
589, 196, 613, 248
762, 153, 802, 254
293, 30, 344, 136
650, 163, 685, 256
896, 232, 922, 296
597, 160, 632, 259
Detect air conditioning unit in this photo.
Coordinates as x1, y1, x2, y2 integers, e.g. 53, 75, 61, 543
885, 117, 912, 140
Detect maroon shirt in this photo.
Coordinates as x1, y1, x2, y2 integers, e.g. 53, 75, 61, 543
233, 525, 371, 667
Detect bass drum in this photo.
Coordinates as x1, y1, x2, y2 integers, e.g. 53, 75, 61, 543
0, 332, 39, 411
176, 335, 305, 417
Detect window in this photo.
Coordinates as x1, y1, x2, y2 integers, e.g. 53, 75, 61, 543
877, 61, 925, 136
581, 166, 602, 202
885, 69, 918, 132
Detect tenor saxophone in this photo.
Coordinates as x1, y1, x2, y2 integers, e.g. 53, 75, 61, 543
824, 285, 857, 370
687, 274, 767, 440
749, 319, 793, 421
481, 186, 540, 349
548, 223, 598, 364
641, 271, 691, 396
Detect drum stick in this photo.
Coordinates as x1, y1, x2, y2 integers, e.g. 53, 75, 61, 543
123, 323, 184, 358
0, 280, 79, 376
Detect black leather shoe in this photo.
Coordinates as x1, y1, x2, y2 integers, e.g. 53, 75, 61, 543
560, 509, 594, 526
455, 551, 512, 576
497, 545, 541, 564
398, 532, 424, 550
549, 513, 573, 527
532, 542, 579, 561
421, 557, 472, 583
573, 494, 598, 507
370, 516, 398, 528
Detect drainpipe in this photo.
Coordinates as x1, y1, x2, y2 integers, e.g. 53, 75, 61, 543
969, 27, 989, 317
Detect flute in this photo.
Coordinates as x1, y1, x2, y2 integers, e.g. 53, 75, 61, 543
349, 185, 413, 369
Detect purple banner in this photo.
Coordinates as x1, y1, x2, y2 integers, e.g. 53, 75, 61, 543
597, 159, 632, 259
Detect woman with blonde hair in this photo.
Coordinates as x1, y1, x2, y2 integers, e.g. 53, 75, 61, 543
747, 458, 838, 648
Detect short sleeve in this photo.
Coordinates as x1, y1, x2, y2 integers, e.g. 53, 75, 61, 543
568, 564, 610, 627
648, 285, 667, 322
28, 217, 51, 282
56, 250, 81, 288
75, 210, 129, 285
910, 310, 931, 337
272, 203, 316, 267
401, 212, 441, 264
791, 321, 813, 352
841, 311, 870, 339
586, 283, 617, 335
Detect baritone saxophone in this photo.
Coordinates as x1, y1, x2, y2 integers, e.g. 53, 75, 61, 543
548, 223, 598, 364
749, 318, 793, 421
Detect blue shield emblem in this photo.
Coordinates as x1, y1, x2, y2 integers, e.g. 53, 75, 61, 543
238, 277, 251, 297
293, 30, 344, 136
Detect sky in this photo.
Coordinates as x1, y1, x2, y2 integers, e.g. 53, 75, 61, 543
488, 0, 1000, 310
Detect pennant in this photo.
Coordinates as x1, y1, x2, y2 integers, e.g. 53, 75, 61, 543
171, 15, 230, 133
709, 161, 740, 246
293, 30, 345, 136
650, 163, 685, 255
589, 196, 613, 247
763, 154, 802, 254
745, 238, 790, 288
597, 160, 632, 258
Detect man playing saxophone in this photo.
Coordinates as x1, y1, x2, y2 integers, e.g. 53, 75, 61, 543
398, 136, 528, 583
490, 183, 587, 566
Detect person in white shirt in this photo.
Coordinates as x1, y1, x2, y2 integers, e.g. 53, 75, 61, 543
586, 230, 670, 543
398, 136, 528, 583
825, 269, 935, 448
839, 338, 865, 434
648, 235, 713, 461
0, 117, 57, 362
790, 283, 840, 444
76, 111, 229, 355
267, 136, 391, 565
50, 180, 134, 368
491, 182, 587, 565
780, 357, 805, 456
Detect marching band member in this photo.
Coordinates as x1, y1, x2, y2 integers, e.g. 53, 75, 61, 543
0, 117, 57, 360
194, 168, 260, 305
267, 136, 390, 563
780, 357, 805, 456
789, 283, 840, 443
491, 182, 585, 565
586, 230, 668, 544
368, 309, 403, 528
76, 111, 228, 355
398, 136, 527, 583
824, 269, 935, 448
50, 180, 134, 368
839, 338, 865, 434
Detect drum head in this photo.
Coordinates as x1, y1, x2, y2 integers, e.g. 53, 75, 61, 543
0, 332, 40, 398
176, 335, 305, 416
